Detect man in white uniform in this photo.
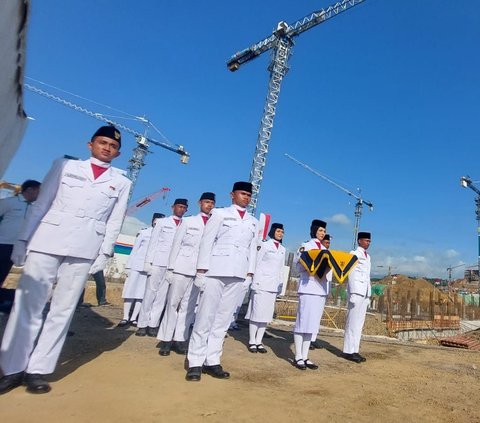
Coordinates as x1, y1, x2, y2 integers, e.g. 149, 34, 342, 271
247, 223, 285, 354
0, 180, 41, 287
0, 125, 130, 394
157, 192, 215, 356
118, 212, 164, 327
343, 231, 371, 364
136, 199, 188, 337
186, 181, 258, 381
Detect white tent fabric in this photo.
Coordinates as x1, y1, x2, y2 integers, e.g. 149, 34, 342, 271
0, 0, 29, 178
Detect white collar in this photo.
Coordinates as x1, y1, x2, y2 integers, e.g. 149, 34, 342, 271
90, 157, 111, 168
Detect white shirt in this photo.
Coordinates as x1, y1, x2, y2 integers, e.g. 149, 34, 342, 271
0, 194, 32, 244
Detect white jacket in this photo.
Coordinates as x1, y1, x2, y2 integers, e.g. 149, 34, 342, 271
126, 227, 152, 271
347, 246, 371, 297
252, 238, 285, 293
18, 158, 130, 260
145, 215, 180, 267
196, 205, 258, 279
167, 214, 207, 277
295, 238, 330, 296
0, 194, 32, 244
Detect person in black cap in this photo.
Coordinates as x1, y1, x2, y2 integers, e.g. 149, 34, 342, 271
136, 199, 188, 337
342, 231, 372, 363
0, 125, 130, 394
292, 219, 330, 370
157, 192, 216, 356
186, 181, 258, 381
117, 213, 165, 328
247, 223, 286, 354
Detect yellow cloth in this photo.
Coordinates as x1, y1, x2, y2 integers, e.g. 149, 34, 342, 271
299, 249, 358, 283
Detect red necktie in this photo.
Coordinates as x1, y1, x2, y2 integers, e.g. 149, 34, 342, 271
315, 241, 322, 249
174, 218, 180, 226
91, 164, 108, 180
365, 251, 368, 258
274, 241, 279, 249
201, 215, 208, 225
237, 209, 245, 219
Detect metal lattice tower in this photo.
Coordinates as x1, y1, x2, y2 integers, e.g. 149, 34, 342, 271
227, 0, 366, 213
460, 176, 480, 282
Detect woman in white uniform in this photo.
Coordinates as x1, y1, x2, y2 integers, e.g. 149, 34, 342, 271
248, 223, 285, 353
118, 213, 163, 327
293, 219, 330, 370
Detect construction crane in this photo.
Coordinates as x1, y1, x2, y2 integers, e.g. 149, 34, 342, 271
285, 153, 373, 249
126, 187, 171, 216
446, 263, 465, 284
227, 0, 366, 213
24, 81, 190, 197
460, 175, 480, 281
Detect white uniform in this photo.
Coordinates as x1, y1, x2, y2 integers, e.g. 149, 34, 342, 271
294, 239, 330, 335
137, 215, 179, 329
248, 238, 286, 323
0, 194, 32, 245
122, 227, 152, 299
187, 205, 258, 367
0, 157, 130, 375
158, 213, 207, 342
343, 246, 371, 354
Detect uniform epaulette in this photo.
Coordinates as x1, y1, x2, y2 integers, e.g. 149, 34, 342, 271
63, 154, 80, 160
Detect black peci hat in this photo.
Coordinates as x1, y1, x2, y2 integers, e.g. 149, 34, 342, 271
91, 125, 121, 147
174, 198, 188, 206
323, 234, 331, 241
199, 192, 216, 201
310, 219, 327, 239
232, 181, 253, 193
357, 231, 371, 240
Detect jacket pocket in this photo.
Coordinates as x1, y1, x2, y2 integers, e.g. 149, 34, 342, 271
40, 211, 62, 225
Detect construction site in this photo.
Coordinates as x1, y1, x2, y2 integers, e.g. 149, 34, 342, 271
1, 0, 480, 422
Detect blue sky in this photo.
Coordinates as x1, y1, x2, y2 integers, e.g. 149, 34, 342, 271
3, 0, 480, 278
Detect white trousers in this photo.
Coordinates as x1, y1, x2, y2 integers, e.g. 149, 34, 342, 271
187, 276, 244, 367
158, 273, 199, 342
343, 293, 369, 354
0, 251, 91, 375
137, 265, 168, 328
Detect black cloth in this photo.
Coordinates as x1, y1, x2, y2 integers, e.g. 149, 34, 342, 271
0, 244, 14, 287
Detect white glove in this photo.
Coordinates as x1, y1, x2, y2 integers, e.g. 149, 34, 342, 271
165, 270, 174, 284
89, 254, 109, 275
193, 272, 207, 291
144, 262, 152, 275
11, 240, 27, 267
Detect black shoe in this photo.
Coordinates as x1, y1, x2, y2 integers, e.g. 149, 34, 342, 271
146, 326, 158, 337
186, 367, 202, 382
0, 372, 24, 395
24, 373, 51, 394
98, 301, 112, 307
174, 341, 188, 355
256, 344, 268, 354
304, 359, 319, 370
135, 327, 147, 337
158, 341, 172, 356
354, 353, 367, 362
248, 344, 257, 353
117, 319, 130, 328
293, 359, 307, 370
343, 353, 362, 363
202, 365, 230, 379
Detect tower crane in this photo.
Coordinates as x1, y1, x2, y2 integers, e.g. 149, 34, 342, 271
446, 263, 465, 285
285, 153, 373, 249
227, 0, 366, 213
460, 175, 480, 280
24, 81, 190, 197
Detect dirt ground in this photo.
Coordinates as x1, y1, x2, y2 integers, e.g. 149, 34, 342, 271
1, 282, 480, 423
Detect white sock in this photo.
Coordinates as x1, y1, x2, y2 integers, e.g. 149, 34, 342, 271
255, 323, 267, 345
249, 321, 258, 345
130, 300, 142, 321
123, 299, 133, 320
302, 337, 311, 360
294, 333, 305, 361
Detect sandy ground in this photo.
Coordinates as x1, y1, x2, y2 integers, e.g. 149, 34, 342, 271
1, 283, 480, 423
